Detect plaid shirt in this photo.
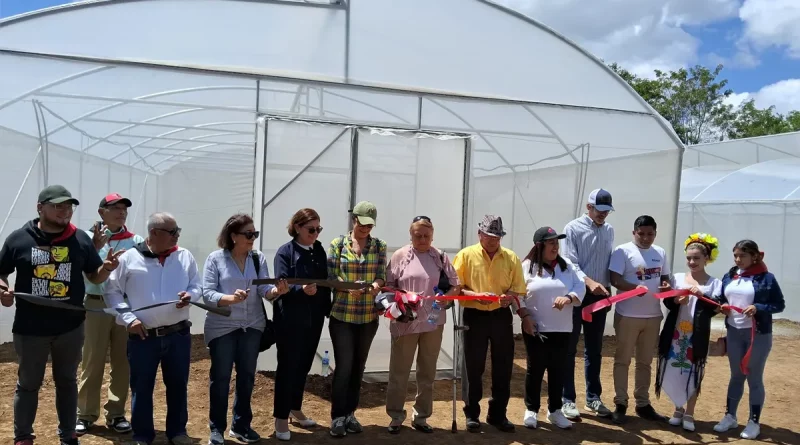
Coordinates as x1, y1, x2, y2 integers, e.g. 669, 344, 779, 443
327, 233, 387, 324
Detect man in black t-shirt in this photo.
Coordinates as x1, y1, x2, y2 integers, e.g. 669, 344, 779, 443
0, 185, 124, 445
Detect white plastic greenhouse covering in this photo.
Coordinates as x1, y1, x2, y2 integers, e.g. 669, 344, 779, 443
0, 0, 684, 378
678, 131, 800, 323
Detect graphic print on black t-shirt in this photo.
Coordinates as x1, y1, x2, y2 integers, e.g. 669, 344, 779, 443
31, 245, 72, 299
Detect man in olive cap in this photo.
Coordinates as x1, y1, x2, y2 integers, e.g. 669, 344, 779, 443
0, 185, 124, 445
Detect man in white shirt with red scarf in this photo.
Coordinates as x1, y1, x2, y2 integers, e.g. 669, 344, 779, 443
104, 212, 201, 445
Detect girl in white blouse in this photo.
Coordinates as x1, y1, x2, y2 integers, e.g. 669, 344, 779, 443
519, 226, 586, 430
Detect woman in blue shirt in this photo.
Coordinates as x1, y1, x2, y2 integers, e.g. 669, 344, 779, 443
272, 208, 332, 441
202, 213, 288, 445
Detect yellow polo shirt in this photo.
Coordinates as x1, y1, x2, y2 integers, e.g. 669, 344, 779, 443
452, 243, 526, 311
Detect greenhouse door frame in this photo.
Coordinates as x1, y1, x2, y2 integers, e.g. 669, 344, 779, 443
253, 114, 473, 254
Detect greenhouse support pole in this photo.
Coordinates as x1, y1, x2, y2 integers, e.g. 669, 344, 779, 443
669, 148, 685, 265
781, 205, 787, 280
0, 148, 41, 237
348, 128, 359, 229
344, 0, 351, 81
251, 80, 261, 219
460, 138, 472, 249
258, 119, 269, 253
132, 174, 148, 233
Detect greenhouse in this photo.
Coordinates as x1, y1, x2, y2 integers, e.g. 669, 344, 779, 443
678, 131, 800, 322
0, 0, 684, 376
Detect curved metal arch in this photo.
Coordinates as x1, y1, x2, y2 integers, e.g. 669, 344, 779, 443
0, 65, 113, 112
130, 132, 255, 168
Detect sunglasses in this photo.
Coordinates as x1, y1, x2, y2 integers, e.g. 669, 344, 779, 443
305, 226, 323, 234
238, 231, 260, 240
155, 227, 182, 237
412, 215, 431, 223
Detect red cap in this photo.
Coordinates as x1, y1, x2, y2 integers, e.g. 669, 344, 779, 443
99, 193, 132, 208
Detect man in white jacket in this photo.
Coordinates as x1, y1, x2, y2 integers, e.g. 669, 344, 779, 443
104, 212, 201, 445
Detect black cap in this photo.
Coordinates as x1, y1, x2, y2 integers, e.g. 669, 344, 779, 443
533, 226, 566, 243
38, 185, 79, 205
99, 193, 132, 208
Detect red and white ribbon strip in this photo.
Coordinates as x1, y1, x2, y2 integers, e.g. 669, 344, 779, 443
581, 287, 648, 323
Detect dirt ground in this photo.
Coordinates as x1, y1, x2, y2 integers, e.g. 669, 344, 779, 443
1, 322, 798, 445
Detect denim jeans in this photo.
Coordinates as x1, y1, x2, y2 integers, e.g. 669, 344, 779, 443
329, 317, 379, 419
128, 327, 191, 443
13, 325, 84, 441
208, 327, 262, 433
725, 325, 772, 422
563, 303, 607, 403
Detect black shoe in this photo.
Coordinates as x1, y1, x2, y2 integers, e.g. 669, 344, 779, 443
636, 404, 667, 422
75, 419, 91, 437
387, 424, 401, 434
612, 404, 627, 425
60, 434, 80, 445
486, 417, 515, 432
412, 422, 434, 433
466, 418, 481, 433
330, 417, 347, 438
345, 414, 363, 434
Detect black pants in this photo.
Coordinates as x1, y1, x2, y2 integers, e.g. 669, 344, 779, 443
462, 307, 514, 421
523, 331, 570, 413
273, 312, 326, 419
329, 317, 379, 419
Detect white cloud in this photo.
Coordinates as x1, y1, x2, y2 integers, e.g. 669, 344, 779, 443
725, 80, 800, 113
498, 0, 740, 74
739, 0, 800, 58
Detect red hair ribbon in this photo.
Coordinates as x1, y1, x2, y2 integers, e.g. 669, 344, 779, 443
653, 288, 753, 375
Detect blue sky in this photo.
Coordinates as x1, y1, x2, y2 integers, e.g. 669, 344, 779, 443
2, 0, 798, 112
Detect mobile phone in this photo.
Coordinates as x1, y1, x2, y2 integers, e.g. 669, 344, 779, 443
94, 221, 103, 232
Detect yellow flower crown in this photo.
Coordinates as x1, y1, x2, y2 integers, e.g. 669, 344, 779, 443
684, 232, 719, 264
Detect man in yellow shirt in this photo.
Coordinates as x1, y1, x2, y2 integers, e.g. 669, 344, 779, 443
453, 215, 527, 433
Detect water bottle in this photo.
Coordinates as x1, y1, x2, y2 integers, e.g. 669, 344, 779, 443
321, 350, 330, 377
427, 288, 444, 326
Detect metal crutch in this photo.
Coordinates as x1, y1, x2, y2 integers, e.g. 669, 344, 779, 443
450, 302, 469, 433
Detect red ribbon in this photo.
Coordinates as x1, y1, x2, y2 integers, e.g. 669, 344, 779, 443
51, 223, 77, 244
653, 288, 754, 376
379, 287, 501, 302
581, 287, 648, 322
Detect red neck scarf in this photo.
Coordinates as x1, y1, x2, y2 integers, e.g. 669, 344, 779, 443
51, 223, 77, 244
109, 225, 135, 241
733, 262, 768, 279
156, 246, 179, 265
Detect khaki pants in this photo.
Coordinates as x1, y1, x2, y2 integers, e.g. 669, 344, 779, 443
76, 296, 130, 423
385, 325, 444, 424
613, 313, 662, 408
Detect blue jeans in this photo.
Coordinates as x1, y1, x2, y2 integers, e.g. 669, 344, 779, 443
128, 327, 191, 443
725, 325, 772, 422
563, 304, 607, 403
208, 328, 261, 433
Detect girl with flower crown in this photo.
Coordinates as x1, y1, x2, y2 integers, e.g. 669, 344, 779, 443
654, 233, 722, 432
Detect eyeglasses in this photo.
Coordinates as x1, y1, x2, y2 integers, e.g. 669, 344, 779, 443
155, 227, 182, 237
305, 226, 323, 234
412, 215, 431, 223
237, 231, 260, 240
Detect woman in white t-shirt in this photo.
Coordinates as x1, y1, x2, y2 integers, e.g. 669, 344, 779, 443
519, 226, 586, 430
654, 233, 722, 432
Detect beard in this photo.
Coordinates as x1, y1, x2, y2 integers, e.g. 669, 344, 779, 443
40, 214, 70, 231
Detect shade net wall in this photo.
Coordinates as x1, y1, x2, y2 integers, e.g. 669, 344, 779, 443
0, 47, 682, 374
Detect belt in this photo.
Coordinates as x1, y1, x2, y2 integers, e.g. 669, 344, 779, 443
135, 320, 192, 338
86, 294, 104, 300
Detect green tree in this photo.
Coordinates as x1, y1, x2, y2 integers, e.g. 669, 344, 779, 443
787, 111, 800, 132
723, 100, 792, 139
610, 63, 733, 144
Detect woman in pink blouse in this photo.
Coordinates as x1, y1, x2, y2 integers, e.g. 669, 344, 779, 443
384, 216, 461, 434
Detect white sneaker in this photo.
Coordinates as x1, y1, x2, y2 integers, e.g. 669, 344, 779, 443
561, 401, 580, 419
523, 410, 538, 429
740, 420, 760, 440
714, 413, 738, 433
669, 408, 684, 426
547, 410, 573, 429
682, 415, 696, 432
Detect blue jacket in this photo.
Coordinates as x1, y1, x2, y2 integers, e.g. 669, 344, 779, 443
273, 240, 332, 323
720, 270, 785, 334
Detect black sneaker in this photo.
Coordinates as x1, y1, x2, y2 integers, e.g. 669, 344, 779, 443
330, 417, 347, 438
612, 404, 627, 425
486, 417, 515, 432
229, 427, 261, 443
636, 404, 667, 422
345, 414, 363, 434
106, 417, 132, 434
60, 434, 80, 445
75, 419, 91, 436
465, 418, 481, 433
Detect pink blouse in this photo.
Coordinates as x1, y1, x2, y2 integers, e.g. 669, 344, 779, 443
385, 245, 460, 337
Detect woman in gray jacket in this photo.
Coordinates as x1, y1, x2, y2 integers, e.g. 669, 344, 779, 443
202, 213, 288, 445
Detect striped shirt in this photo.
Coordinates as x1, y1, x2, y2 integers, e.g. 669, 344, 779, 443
327, 233, 387, 324
561, 214, 614, 287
